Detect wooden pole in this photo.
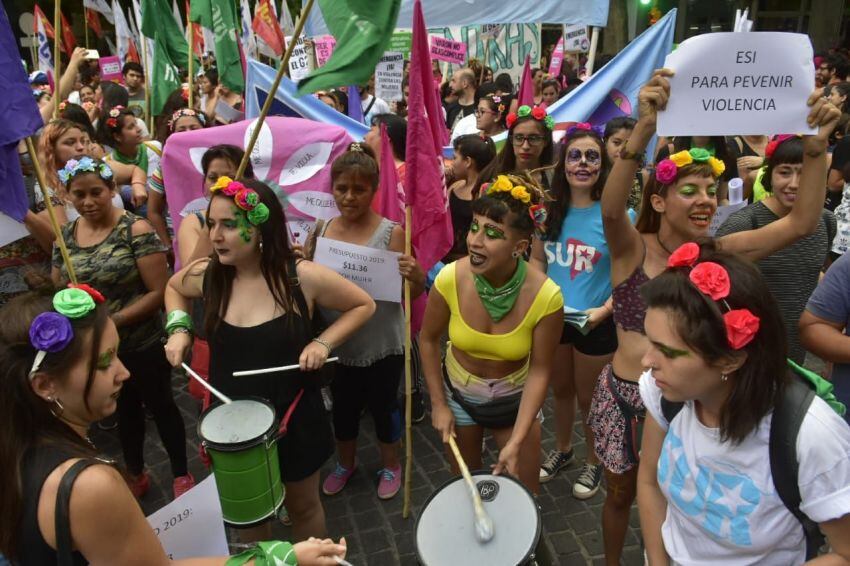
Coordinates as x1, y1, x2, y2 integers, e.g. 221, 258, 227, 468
25, 137, 77, 284
187, 4, 194, 109
478, 41, 490, 85
402, 206, 413, 519
84, 18, 90, 49
235, 0, 316, 179
585, 27, 601, 77
141, 38, 153, 133
53, 0, 62, 119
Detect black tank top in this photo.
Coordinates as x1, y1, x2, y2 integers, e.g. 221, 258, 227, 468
443, 191, 473, 263
19, 443, 90, 566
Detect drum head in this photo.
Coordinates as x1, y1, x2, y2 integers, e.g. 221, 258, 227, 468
415, 472, 540, 566
199, 399, 275, 446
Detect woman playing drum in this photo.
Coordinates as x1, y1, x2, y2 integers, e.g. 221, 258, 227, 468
164, 178, 375, 541
420, 174, 562, 493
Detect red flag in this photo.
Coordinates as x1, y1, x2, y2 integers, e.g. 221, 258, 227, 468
404, 0, 452, 273
59, 12, 76, 55
33, 5, 55, 39
86, 8, 103, 38
517, 54, 535, 107
126, 38, 140, 63
252, 0, 285, 56
186, 1, 204, 57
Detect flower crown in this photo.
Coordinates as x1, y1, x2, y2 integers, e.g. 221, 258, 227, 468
667, 243, 760, 350
58, 156, 114, 185
566, 122, 604, 137
479, 174, 548, 235
655, 148, 725, 186
105, 105, 126, 129
29, 285, 106, 378
209, 176, 270, 226
506, 105, 555, 131
488, 95, 506, 114
168, 108, 206, 132
58, 100, 68, 114
764, 134, 800, 160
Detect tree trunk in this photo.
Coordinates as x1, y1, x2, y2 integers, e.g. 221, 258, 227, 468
603, 0, 628, 55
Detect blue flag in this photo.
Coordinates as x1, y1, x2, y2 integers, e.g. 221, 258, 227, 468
0, 4, 44, 222
245, 59, 369, 140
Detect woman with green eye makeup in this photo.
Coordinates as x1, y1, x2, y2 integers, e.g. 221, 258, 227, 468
420, 173, 563, 494
716, 136, 836, 364
597, 70, 840, 566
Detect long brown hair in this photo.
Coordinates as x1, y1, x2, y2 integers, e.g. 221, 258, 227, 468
0, 292, 107, 560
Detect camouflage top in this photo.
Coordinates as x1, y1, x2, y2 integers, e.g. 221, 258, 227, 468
53, 212, 167, 353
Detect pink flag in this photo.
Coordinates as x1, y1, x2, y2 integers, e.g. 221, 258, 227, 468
404, 0, 452, 273
517, 54, 534, 107
377, 123, 404, 223
548, 36, 565, 80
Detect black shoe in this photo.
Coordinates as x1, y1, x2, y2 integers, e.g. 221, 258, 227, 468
572, 462, 603, 500
539, 448, 575, 483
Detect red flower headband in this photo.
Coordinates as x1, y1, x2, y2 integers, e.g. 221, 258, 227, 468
764, 134, 799, 160
667, 242, 760, 350
105, 105, 126, 129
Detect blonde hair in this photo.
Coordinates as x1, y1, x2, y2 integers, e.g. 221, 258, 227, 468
37, 119, 85, 199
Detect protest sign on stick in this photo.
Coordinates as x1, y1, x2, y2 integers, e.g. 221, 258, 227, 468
429, 35, 466, 66
658, 32, 816, 136
376, 51, 404, 101
565, 24, 589, 53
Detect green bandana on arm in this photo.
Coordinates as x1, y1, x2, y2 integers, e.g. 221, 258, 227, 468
473, 259, 528, 322
225, 540, 298, 566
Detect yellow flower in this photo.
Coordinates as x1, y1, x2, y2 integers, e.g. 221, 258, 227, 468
210, 175, 234, 193
708, 157, 726, 177
511, 185, 531, 203
669, 151, 693, 168
490, 175, 513, 192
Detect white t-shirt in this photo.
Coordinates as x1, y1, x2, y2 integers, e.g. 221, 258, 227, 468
451, 112, 479, 141
361, 95, 391, 125
639, 370, 850, 566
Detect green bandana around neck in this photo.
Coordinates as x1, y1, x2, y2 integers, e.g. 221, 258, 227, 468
111, 143, 148, 175
473, 259, 528, 322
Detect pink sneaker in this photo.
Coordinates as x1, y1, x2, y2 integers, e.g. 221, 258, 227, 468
173, 473, 195, 499
377, 466, 401, 500
127, 471, 150, 499
322, 463, 356, 495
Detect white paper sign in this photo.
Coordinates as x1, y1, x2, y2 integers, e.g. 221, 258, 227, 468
564, 24, 589, 53
375, 52, 404, 102
0, 211, 30, 247
145, 475, 229, 560
214, 99, 245, 124
708, 201, 748, 236
286, 36, 310, 82
313, 237, 402, 303
658, 32, 816, 137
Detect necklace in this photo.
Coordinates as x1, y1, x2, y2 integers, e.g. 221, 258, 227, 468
655, 231, 675, 256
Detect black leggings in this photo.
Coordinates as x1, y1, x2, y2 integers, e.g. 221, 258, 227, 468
117, 339, 188, 477
331, 355, 403, 444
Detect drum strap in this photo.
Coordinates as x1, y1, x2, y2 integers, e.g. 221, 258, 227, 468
278, 388, 304, 437
56, 459, 100, 566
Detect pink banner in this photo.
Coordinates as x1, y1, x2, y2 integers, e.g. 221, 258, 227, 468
429, 35, 466, 66
100, 55, 123, 83
313, 35, 336, 67
161, 117, 353, 265
548, 36, 565, 78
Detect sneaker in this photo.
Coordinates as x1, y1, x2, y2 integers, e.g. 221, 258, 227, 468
377, 466, 401, 500
322, 463, 356, 496
278, 505, 292, 526
539, 449, 575, 483
572, 462, 603, 500
127, 471, 150, 498
411, 391, 426, 423
172, 473, 195, 499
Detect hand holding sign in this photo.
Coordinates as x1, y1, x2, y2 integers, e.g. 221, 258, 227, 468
803, 91, 841, 152
637, 68, 673, 127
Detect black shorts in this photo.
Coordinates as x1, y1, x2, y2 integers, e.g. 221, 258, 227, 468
560, 316, 618, 356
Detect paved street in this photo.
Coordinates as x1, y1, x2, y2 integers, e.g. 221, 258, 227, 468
94, 369, 644, 565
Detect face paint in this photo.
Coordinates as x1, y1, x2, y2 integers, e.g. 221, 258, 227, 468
232, 205, 254, 243
655, 342, 690, 359
97, 347, 116, 370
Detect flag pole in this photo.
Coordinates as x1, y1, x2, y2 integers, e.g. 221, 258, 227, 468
402, 206, 413, 519
142, 39, 153, 133
236, 0, 316, 179
186, 4, 194, 108
585, 26, 600, 76
53, 0, 62, 119
478, 42, 489, 85
85, 16, 90, 49
25, 137, 77, 284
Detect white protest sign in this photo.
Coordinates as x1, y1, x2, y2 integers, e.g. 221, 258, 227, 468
286, 36, 310, 81
564, 24, 589, 53
658, 32, 816, 137
708, 201, 748, 236
313, 237, 402, 303
0, 212, 30, 248
375, 52, 404, 102
145, 475, 229, 560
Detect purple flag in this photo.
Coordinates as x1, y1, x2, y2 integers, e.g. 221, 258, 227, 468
347, 85, 364, 124
517, 54, 534, 107
0, 4, 44, 221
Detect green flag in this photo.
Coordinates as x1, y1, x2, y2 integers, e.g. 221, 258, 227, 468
151, 32, 181, 116
190, 0, 244, 93
141, 0, 190, 70
296, 0, 401, 95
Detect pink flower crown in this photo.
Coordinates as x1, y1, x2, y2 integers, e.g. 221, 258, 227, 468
209, 176, 270, 226
655, 148, 725, 186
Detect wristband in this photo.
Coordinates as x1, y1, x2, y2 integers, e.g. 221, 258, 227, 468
618, 147, 642, 161
165, 310, 193, 335
311, 337, 332, 355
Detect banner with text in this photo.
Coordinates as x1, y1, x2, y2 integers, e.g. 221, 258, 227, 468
389, 31, 412, 59
286, 36, 310, 81
376, 52, 404, 101
313, 35, 336, 67
658, 32, 816, 136
313, 237, 402, 303
430, 35, 466, 65
564, 24, 589, 53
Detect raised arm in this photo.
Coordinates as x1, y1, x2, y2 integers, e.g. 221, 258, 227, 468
717, 93, 840, 261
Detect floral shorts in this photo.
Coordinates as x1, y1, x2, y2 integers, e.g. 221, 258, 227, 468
587, 363, 645, 474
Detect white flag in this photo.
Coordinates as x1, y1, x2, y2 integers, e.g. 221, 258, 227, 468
34, 9, 54, 80
172, 0, 185, 35
84, 0, 114, 24
131, 0, 153, 81
112, 0, 134, 64
239, 0, 256, 59
202, 27, 215, 56
279, 2, 294, 36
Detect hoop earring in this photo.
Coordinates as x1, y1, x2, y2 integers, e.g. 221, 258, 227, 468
48, 396, 65, 418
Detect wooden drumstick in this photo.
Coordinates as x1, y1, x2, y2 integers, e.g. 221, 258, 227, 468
447, 436, 495, 543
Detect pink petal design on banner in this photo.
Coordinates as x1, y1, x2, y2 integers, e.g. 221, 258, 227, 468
279, 142, 334, 186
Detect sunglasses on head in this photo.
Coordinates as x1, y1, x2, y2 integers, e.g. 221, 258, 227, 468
566, 148, 601, 165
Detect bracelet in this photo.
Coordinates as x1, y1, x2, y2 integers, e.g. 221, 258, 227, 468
165, 309, 193, 335
131, 181, 147, 186
170, 327, 191, 336
619, 147, 642, 161
311, 337, 332, 355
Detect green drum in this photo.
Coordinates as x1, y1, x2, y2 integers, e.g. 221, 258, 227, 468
198, 398, 284, 526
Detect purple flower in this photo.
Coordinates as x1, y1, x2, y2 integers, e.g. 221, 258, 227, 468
29, 312, 74, 353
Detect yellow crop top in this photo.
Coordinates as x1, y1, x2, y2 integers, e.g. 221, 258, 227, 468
433, 261, 564, 361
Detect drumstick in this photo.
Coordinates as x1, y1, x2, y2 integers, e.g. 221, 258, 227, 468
447, 436, 495, 543
232, 357, 339, 377
333, 557, 353, 566
181, 363, 233, 404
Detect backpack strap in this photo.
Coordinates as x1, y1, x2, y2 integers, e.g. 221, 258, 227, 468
660, 397, 683, 425
769, 377, 823, 560
55, 459, 100, 566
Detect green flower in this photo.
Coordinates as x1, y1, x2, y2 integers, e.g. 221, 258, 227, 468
517, 105, 532, 118
53, 288, 96, 319
247, 203, 270, 226
245, 191, 259, 207
688, 147, 712, 162
544, 116, 555, 130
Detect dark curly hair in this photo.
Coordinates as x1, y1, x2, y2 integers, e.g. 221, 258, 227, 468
472, 172, 548, 237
